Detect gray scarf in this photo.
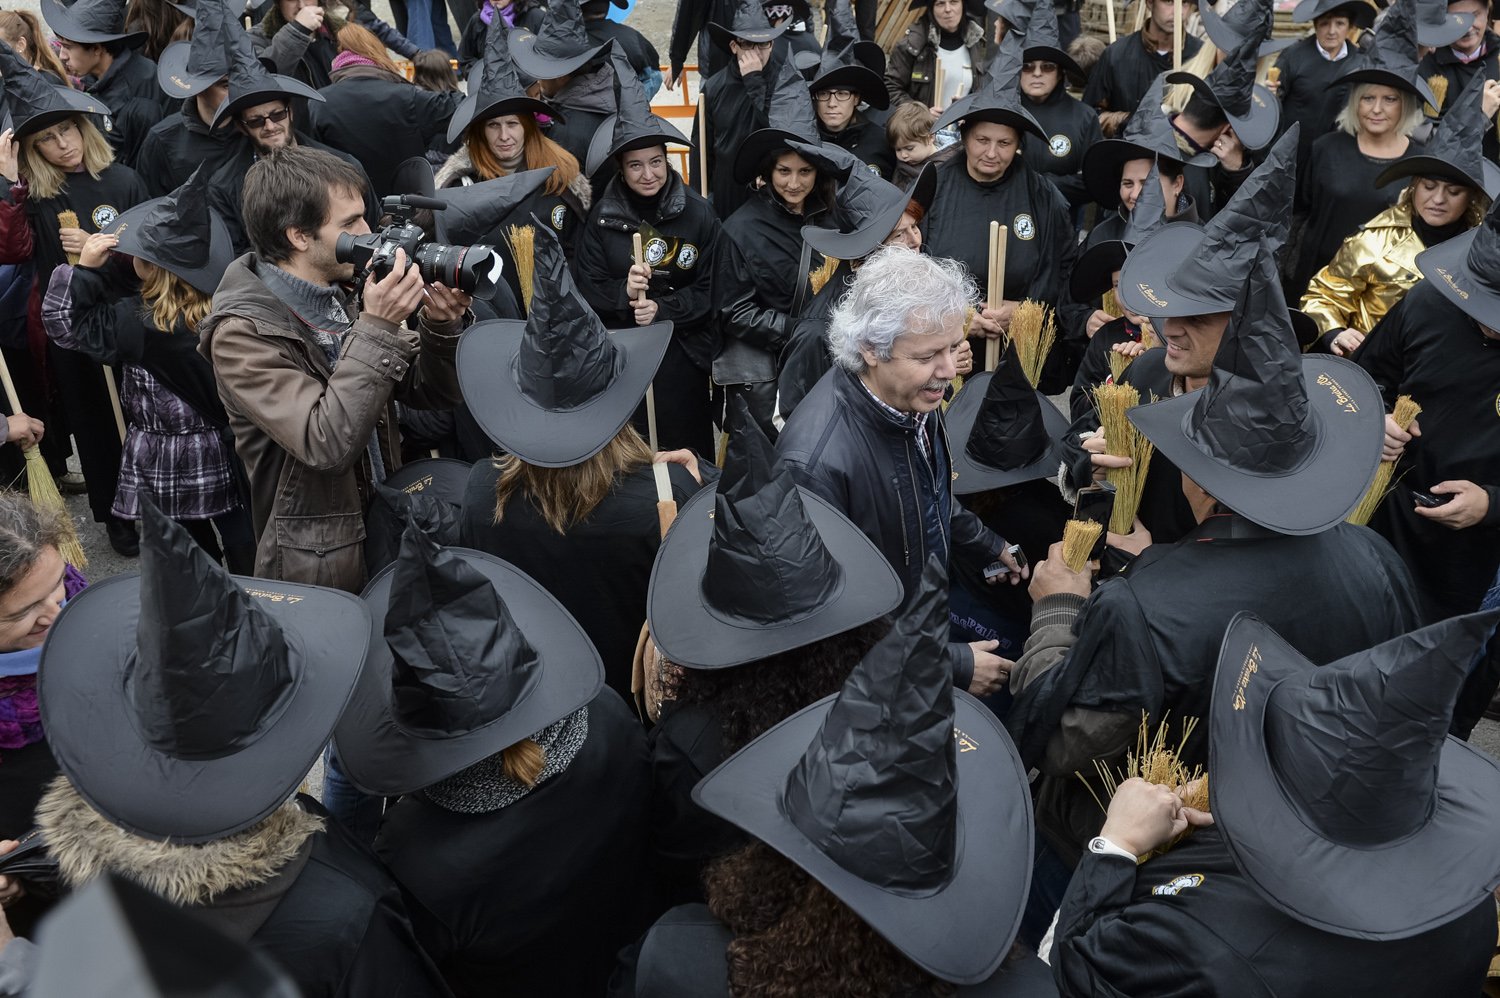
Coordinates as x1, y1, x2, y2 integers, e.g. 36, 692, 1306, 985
423, 707, 590, 813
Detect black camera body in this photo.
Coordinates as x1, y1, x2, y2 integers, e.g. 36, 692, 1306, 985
335, 194, 504, 300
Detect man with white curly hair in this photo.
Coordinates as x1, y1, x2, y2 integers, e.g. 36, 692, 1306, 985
776, 245, 1026, 696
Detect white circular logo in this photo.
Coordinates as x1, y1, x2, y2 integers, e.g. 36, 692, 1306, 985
1013, 213, 1036, 240
92, 205, 119, 229
1048, 134, 1072, 157
645, 237, 668, 267
550, 204, 567, 230
678, 243, 699, 270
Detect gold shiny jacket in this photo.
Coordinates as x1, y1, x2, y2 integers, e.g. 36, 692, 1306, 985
1300, 204, 1423, 339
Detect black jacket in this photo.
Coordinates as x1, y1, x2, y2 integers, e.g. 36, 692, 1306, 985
376, 690, 652, 998
1418, 32, 1500, 162
308, 67, 465, 199
775, 258, 854, 421
1272, 35, 1364, 163
777, 366, 1006, 688
456, 4, 546, 74
208, 134, 380, 254
459, 460, 704, 704
1355, 280, 1500, 621
692, 56, 776, 219
817, 114, 896, 181
612, 904, 1060, 997
586, 18, 660, 80
645, 701, 744, 909
1022, 84, 1102, 214
84, 48, 167, 167
668, 0, 739, 83
1083, 30, 1202, 118
134, 100, 246, 198
1054, 826, 1495, 997
541, 63, 616, 171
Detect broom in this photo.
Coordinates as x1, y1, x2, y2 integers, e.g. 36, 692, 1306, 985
505, 224, 536, 314
808, 255, 840, 296
1100, 288, 1123, 319
1094, 382, 1155, 534
1082, 711, 1209, 859
0, 354, 86, 568
1060, 519, 1103, 572
1007, 299, 1056, 389
56, 211, 81, 265
1347, 395, 1422, 526
1426, 75, 1449, 117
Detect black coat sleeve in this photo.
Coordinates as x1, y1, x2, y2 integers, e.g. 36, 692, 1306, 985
714, 237, 791, 354
63, 263, 145, 367
1350, 292, 1409, 400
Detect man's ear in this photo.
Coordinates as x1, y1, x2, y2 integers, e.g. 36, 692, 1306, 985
858, 345, 881, 370
284, 226, 313, 254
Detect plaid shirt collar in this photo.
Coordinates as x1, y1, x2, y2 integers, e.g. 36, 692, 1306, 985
857, 376, 932, 462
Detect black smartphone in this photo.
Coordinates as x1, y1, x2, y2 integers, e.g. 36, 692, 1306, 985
1073, 483, 1117, 561
1412, 490, 1454, 508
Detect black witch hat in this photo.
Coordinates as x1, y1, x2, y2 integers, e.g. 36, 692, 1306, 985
1376, 71, 1500, 197
1336, 0, 1437, 106
445, 17, 555, 142
0, 45, 111, 139
1417, 185, 1500, 326
1021, 0, 1085, 84
945, 342, 1071, 494
334, 517, 603, 797
209, 25, 324, 128
39, 0, 143, 46
1167, 1, 1281, 150
509, 0, 611, 81
806, 0, 888, 108
733, 57, 821, 183
38, 499, 369, 843
1119, 124, 1297, 317
708, 0, 790, 47
362, 457, 470, 576
799, 155, 937, 260
585, 49, 694, 175
1082, 75, 1216, 208
1414, 0, 1473, 47
30, 874, 300, 997
934, 33, 1047, 140
1129, 237, 1382, 534
648, 398, 902, 670
987, 0, 1034, 32
457, 219, 672, 467
1210, 609, 1500, 939
1291, 0, 1376, 29
694, 556, 1034, 984
157, 0, 234, 99
1200, 0, 1296, 56
1072, 159, 1171, 301
431, 166, 556, 244
103, 166, 234, 295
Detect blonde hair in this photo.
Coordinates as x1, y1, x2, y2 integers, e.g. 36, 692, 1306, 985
19, 116, 114, 199
500, 738, 545, 787
1336, 83, 1422, 137
491, 424, 654, 533
137, 260, 212, 333
0, 12, 72, 87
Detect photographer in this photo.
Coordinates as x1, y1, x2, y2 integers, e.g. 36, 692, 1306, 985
199, 146, 468, 594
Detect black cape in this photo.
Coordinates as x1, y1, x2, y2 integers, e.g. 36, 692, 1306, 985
1082, 30, 1203, 119
1022, 84, 1103, 214
84, 47, 168, 167
134, 101, 246, 199
1272, 35, 1365, 163
691, 57, 776, 219
307, 71, 465, 198
817, 114, 897, 181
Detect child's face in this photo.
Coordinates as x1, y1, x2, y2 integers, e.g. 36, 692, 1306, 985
895, 136, 937, 164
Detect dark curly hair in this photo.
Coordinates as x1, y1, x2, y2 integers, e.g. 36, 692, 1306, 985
665, 618, 890, 754
705, 840, 957, 998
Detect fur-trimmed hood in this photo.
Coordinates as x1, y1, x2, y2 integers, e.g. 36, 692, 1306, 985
36, 776, 324, 907
434, 144, 593, 213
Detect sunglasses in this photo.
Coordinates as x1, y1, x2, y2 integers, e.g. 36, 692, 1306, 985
241, 107, 290, 130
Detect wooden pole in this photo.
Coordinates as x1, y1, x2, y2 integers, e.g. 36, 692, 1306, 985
933, 60, 945, 111
633, 232, 675, 511
102, 367, 126, 443
1173, 0, 1183, 70
1134, 0, 1147, 33
696, 94, 709, 198
1105, 0, 1118, 43
986, 223, 1007, 371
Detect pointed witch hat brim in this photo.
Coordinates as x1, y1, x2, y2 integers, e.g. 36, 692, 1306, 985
209, 73, 325, 130
585, 112, 692, 177
456, 315, 673, 467
1081, 140, 1216, 208
333, 547, 603, 797
809, 64, 890, 109
647, 483, 903, 671
509, 25, 614, 80
445, 90, 559, 145
38, 572, 369, 844
1291, 0, 1376, 27
39, 0, 145, 46
103, 194, 235, 296
733, 127, 821, 183
706, 19, 790, 47
1163, 72, 1281, 150
801, 161, 936, 261
157, 39, 228, 99
933, 94, 1048, 141
693, 688, 1032, 984
1128, 354, 1382, 534
1208, 610, 1500, 939
5, 86, 113, 141
1199, 0, 1298, 57
1415, 6, 1474, 46
943, 372, 1071, 494
1416, 225, 1500, 328
1374, 156, 1500, 199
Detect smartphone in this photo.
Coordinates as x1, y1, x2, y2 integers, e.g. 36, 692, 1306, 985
983, 544, 1028, 580
1412, 490, 1454, 508
1073, 483, 1117, 562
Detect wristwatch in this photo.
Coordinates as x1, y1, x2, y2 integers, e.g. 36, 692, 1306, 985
1088, 836, 1137, 862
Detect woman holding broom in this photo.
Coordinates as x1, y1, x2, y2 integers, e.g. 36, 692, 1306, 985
0, 50, 147, 558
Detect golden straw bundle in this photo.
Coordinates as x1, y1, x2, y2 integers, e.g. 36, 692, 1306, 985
1264, 65, 1280, 89
1108, 349, 1131, 383
1100, 288, 1123, 318
1082, 712, 1209, 859
505, 224, 536, 313
808, 255, 840, 296
1061, 519, 1102, 572
0, 354, 86, 568
1094, 382, 1155, 534
56, 211, 80, 265
1426, 74, 1449, 116
1007, 299, 1055, 389
1348, 395, 1422, 526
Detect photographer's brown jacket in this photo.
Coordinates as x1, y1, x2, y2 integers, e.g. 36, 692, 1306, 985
199, 253, 464, 593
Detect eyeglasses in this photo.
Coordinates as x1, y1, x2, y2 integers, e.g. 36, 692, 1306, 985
240, 107, 290, 130
1022, 61, 1059, 74
735, 39, 773, 51
814, 89, 855, 102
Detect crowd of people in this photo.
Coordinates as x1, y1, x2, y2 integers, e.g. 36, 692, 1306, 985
1, 0, 1500, 992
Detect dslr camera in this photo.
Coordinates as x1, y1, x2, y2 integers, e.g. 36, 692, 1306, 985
335, 193, 504, 300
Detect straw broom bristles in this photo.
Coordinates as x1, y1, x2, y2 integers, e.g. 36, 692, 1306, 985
1348, 395, 1422, 526
1007, 299, 1055, 389
505, 224, 536, 313
57, 211, 81, 265
1061, 519, 1102, 572
1108, 349, 1131, 383
1094, 382, 1155, 534
0, 354, 86, 568
1100, 288, 1123, 318
1426, 75, 1449, 116
808, 255, 840, 296
1080, 711, 1209, 859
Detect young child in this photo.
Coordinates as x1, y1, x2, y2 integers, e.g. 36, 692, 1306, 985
886, 101, 959, 186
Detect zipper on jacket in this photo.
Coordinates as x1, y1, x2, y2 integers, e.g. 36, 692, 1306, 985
892, 473, 911, 567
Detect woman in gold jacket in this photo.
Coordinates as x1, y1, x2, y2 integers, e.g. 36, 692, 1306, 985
1302, 73, 1500, 355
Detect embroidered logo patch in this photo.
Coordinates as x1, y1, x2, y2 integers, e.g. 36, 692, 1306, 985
550, 204, 567, 230
1013, 213, 1036, 240
678, 243, 699, 270
1048, 134, 1072, 157
91, 205, 119, 229
1151, 873, 1205, 896
953, 726, 980, 753
644, 237, 669, 267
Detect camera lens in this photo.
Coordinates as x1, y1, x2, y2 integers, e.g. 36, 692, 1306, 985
415, 243, 504, 301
